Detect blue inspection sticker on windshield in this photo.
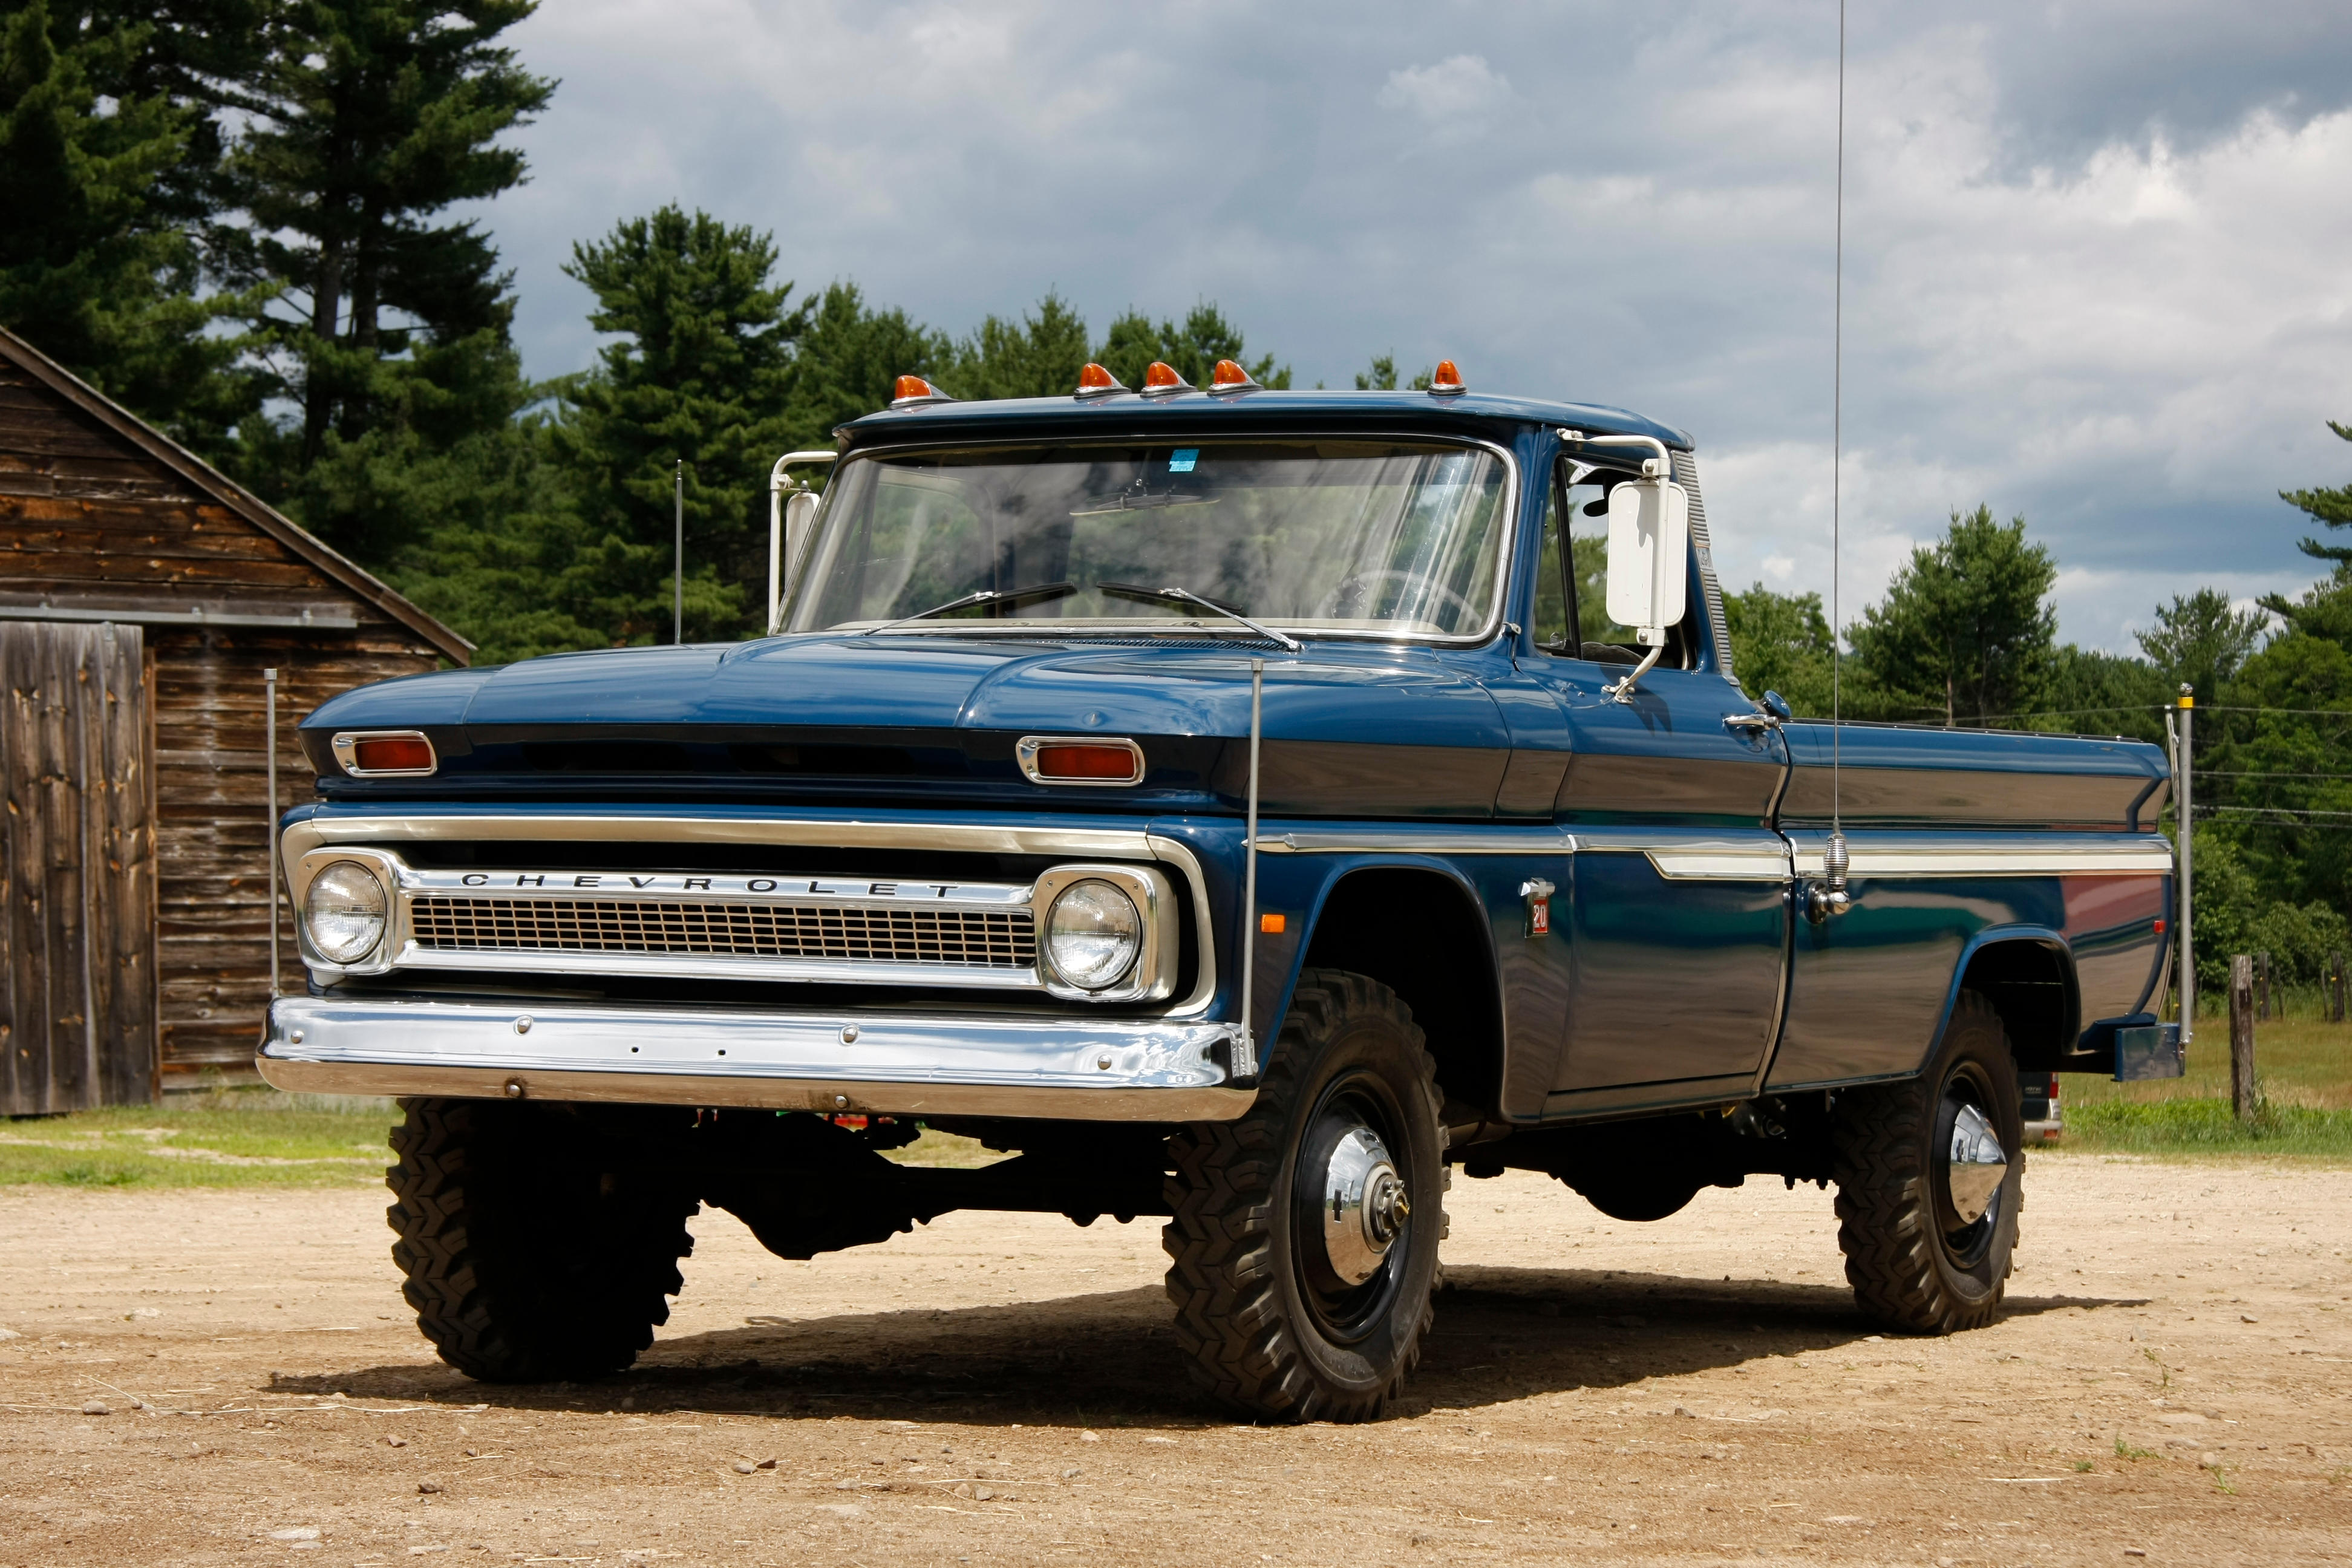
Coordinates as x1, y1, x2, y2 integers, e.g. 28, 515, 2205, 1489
1167, 449, 1199, 473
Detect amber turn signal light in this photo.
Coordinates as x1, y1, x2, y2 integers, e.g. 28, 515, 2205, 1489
1259, 912, 1286, 935
1209, 359, 1258, 390
1140, 361, 1189, 392
1429, 359, 1465, 394
1076, 362, 1125, 396
1031, 742, 1142, 782
890, 374, 951, 408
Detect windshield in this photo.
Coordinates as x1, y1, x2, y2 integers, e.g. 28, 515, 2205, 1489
786, 438, 1512, 639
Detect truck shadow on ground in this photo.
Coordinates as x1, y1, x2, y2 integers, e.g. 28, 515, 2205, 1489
286, 1264, 2145, 1426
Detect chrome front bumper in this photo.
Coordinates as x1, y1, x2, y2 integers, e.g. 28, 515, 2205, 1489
256, 996, 1255, 1121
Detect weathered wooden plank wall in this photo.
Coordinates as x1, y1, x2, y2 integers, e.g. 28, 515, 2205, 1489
0, 621, 156, 1113
154, 626, 436, 1070
0, 353, 453, 1082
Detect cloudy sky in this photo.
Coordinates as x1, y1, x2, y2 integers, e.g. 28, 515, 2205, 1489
472, 1, 2352, 652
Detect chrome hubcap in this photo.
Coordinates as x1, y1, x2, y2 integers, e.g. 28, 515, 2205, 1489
1945, 1101, 2008, 1226
1316, 1123, 1409, 1287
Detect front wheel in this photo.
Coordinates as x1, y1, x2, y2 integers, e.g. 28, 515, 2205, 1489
1831, 990, 2024, 1333
386, 1098, 699, 1382
1162, 969, 1446, 1422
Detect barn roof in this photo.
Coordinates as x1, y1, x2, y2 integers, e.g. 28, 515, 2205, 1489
0, 325, 472, 665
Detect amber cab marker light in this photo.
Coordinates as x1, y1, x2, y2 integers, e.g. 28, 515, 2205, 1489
1075, 362, 1125, 397
1140, 360, 1189, 393
1429, 359, 1466, 395
1209, 358, 1258, 391
1032, 742, 1142, 782
890, 374, 952, 408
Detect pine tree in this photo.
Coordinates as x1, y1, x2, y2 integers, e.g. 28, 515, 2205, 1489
544, 206, 806, 645
2280, 418, 2352, 566
1096, 302, 1290, 389
223, 0, 552, 563
781, 281, 950, 448
1847, 505, 2057, 726
943, 292, 1090, 400
0, 0, 261, 446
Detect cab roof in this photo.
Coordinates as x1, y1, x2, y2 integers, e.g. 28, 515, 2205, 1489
833, 387, 1694, 452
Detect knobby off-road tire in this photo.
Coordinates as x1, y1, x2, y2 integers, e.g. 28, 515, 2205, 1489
387, 1098, 699, 1382
1831, 990, 2025, 1334
1162, 969, 1447, 1422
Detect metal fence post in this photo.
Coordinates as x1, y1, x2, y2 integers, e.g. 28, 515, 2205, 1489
264, 667, 279, 999
2256, 951, 2271, 1021
2229, 954, 2256, 1125
2175, 686, 2194, 1041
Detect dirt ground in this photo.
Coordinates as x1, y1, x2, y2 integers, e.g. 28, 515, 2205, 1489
2, 1151, 2348, 1567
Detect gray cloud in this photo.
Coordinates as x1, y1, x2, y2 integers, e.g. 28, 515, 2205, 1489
469, 0, 2352, 652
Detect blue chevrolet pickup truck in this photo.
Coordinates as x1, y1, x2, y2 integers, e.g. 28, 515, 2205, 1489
261, 360, 2179, 1422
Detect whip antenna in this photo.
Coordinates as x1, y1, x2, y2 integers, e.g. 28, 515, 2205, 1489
1823, 0, 1851, 910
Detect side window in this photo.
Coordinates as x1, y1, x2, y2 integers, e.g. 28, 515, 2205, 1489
1532, 470, 1570, 652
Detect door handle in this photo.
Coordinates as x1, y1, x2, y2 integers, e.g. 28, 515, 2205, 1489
1723, 712, 1779, 733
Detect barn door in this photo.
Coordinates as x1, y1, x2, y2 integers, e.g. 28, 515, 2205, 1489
0, 621, 157, 1112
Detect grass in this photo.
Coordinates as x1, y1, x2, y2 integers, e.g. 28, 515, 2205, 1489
0, 1094, 1006, 1191
2060, 1009, 2352, 1160
0, 1089, 399, 1189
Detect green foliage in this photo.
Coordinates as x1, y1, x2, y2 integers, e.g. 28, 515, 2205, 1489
2259, 564, 2352, 648
1847, 505, 2058, 725
2036, 644, 2169, 742
534, 204, 805, 646
221, 0, 552, 564
0, 0, 262, 449
941, 291, 1091, 401
779, 281, 951, 448
1725, 583, 1834, 715
1353, 353, 1432, 392
1096, 301, 1290, 390
2279, 418, 2352, 565
2137, 587, 2267, 704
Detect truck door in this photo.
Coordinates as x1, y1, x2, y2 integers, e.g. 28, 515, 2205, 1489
1524, 454, 1792, 1100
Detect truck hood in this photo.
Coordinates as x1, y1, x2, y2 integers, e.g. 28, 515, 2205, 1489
312, 635, 1512, 748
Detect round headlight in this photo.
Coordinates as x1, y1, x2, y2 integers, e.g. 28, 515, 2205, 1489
304, 861, 387, 964
1045, 880, 1141, 991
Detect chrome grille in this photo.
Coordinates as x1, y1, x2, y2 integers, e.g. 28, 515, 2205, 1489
410, 896, 1037, 969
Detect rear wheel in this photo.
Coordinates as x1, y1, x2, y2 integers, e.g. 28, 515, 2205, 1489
1831, 991, 2024, 1333
386, 1097, 699, 1382
1163, 969, 1446, 1422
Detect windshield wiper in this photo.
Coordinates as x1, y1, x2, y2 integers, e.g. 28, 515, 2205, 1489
862, 581, 1078, 635
1070, 491, 1217, 515
1096, 582, 1302, 652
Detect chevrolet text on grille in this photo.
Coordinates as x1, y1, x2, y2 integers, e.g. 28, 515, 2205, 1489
454, 873, 991, 898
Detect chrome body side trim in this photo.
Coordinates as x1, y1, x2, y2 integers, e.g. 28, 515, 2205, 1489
1253, 827, 1578, 855
1785, 835, 2175, 878
257, 997, 1252, 1122
1641, 843, 1795, 881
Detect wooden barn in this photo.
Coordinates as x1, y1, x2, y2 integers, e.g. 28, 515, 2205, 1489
0, 326, 470, 1113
